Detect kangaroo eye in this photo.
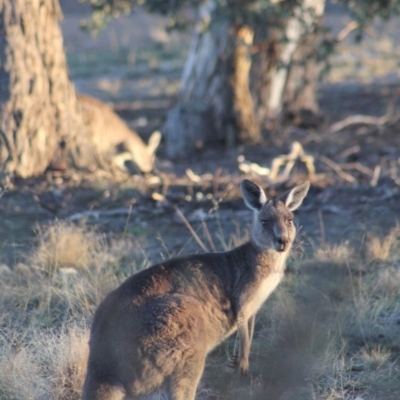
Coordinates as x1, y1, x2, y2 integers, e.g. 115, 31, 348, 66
261, 220, 268, 226
287, 219, 293, 225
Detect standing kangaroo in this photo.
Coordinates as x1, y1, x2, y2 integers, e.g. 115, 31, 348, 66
82, 179, 310, 400
78, 94, 161, 173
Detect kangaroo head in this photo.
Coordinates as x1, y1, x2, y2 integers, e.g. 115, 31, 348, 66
241, 179, 310, 253
132, 130, 162, 173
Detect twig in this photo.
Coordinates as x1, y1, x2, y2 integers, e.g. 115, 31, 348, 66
340, 162, 373, 176
371, 165, 381, 187
336, 21, 358, 42
336, 145, 360, 160
123, 204, 133, 235
202, 221, 217, 253
269, 141, 315, 180
328, 101, 396, 134
328, 114, 389, 134
186, 168, 202, 183
318, 156, 357, 183
174, 206, 209, 253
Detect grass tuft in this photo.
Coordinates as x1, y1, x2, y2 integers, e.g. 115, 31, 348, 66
356, 346, 391, 370
313, 242, 352, 266
0, 221, 143, 329
365, 223, 400, 262
0, 340, 47, 400
37, 326, 90, 400
375, 267, 400, 295
31, 222, 106, 276
0, 326, 89, 400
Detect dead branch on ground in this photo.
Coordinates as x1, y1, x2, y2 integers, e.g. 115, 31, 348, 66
328, 100, 399, 134
318, 156, 357, 183
269, 142, 315, 180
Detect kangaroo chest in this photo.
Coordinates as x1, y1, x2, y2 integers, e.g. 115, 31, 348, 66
250, 272, 283, 316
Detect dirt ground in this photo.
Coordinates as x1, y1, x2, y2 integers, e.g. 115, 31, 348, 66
1, 2, 400, 399
1, 1, 399, 264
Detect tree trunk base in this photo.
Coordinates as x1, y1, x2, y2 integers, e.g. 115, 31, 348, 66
165, 103, 217, 159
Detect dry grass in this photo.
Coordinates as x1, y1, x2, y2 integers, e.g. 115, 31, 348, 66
37, 326, 89, 400
1, 219, 400, 399
311, 354, 357, 400
0, 326, 89, 400
313, 242, 353, 266
356, 346, 391, 369
0, 221, 138, 399
0, 340, 47, 400
374, 266, 400, 296
0, 221, 144, 329
32, 222, 102, 275
366, 223, 400, 262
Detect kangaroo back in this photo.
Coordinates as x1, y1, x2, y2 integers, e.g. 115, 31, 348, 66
78, 94, 161, 173
82, 179, 309, 400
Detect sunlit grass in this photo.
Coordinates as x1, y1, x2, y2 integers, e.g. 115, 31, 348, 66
366, 223, 400, 262
1, 219, 400, 399
0, 222, 144, 330
313, 242, 352, 266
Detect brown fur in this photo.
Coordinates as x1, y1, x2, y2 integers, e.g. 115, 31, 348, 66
82, 179, 310, 400
78, 94, 161, 173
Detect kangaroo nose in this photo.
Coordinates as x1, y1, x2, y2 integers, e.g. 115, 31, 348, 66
277, 237, 288, 252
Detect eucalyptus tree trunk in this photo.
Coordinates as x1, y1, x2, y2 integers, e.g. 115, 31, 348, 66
252, 0, 326, 123
0, 0, 94, 178
232, 25, 259, 144
164, 1, 260, 159
282, 1, 326, 123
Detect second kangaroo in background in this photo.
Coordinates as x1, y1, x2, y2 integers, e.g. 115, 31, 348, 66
78, 94, 161, 174
82, 179, 310, 400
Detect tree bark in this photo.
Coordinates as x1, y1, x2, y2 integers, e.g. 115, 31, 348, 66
283, 0, 326, 124
231, 25, 259, 144
0, 0, 94, 178
250, 25, 280, 125
164, 1, 260, 159
251, 0, 326, 124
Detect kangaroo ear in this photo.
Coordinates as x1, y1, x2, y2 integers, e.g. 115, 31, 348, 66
241, 179, 267, 211
280, 181, 310, 211
148, 131, 162, 154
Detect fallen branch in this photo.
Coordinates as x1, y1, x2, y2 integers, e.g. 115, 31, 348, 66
340, 162, 373, 176
336, 21, 358, 42
336, 145, 360, 160
371, 165, 381, 187
269, 142, 315, 181
328, 114, 390, 134
328, 101, 397, 134
318, 156, 357, 183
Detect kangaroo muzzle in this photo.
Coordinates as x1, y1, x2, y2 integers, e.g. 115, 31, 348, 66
273, 223, 290, 252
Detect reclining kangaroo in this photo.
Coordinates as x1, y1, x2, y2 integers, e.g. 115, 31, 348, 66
82, 179, 310, 400
78, 94, 161, 173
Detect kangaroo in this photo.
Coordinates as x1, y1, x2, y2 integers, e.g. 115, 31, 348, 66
78, 94, 161, 173
82, 179, 310, 400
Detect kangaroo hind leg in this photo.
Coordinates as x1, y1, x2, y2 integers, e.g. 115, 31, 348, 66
167, 354, 206, 400
82, 374, 125, 400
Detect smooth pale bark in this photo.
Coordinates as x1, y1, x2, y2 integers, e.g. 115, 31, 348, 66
164, 1, 260, 158
283, 0, 326, 122
266, 0, 326, 118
